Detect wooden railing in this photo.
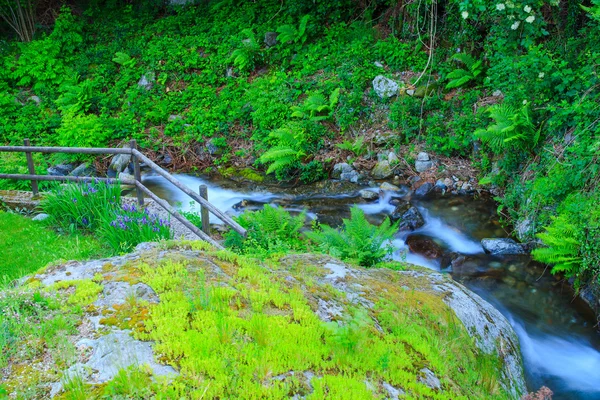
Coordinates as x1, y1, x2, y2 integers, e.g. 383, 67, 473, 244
0, 139, 247, 249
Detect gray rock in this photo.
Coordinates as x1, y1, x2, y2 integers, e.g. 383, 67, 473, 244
382, 381, 404, 399
47, 164, 74, 176
74, 331, 178, 383
434, 179, 447, 192
419, 368, 441, 390
137, 72, 155, 90
168, 0, 194, 5
417, 152, 430, 161
358, 189, 379, 201
374, 132, 400, 146
434, 278, 526, 397
492, 90, 503, 97
481, 238, 528, 255
388, 152, 399, 164
264, 32, 278, 47
32, 213, 49, 221
226, 66, 235, 78
333, 163, 360, 183
27, 95, 41, 105
94, 282, 159, 309
108, 150, 132, 177
374, 61, 384, 68
415, 160, 433, 173
317, 298, 344, 322
390, 202, 425, 231
168, 114, 182, 121
379, 182, 400, 191
205, 139, 222, 156
70, 163, 96, 177
406, 89, 415, 96
515, 218, 534, 242
372, 75, 399, 98
414, 182, 434, 198
371, 160, 393, 180
118, 171, 135, 184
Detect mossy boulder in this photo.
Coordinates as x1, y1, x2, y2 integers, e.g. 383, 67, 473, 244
0, 242, 525, 399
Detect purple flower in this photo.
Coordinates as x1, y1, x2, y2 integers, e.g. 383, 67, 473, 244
82, 217, 89, 226
110, 220, 117, 227
72, 198, 77, 203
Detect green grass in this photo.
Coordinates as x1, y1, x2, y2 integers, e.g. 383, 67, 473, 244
0, 211, 109, 282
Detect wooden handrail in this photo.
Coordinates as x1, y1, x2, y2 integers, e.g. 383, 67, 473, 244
0, 140, 247, 244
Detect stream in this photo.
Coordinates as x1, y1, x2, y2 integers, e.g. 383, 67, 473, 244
142, 173, 600, 399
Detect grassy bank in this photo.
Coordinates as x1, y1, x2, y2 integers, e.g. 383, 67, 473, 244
0, 211, 108, 282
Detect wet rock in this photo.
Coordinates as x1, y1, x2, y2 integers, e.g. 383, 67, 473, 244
449, 256, 481, 277
359, 189, 379, 201
395, 206, 425, 232
332, 162, 360, 183
264, 31, 278, 47
118, 171, 135, 185
414, 182, 434, 198
70, 163, 96, 177
406, 235, 444, 259
380, 182, 400, 191
372, 75, 399, 98
372, 160, 393, 179
434, 179, 447, 192
47, 164, 74, 176
481, 238, 528, 255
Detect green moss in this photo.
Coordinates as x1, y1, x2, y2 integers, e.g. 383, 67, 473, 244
51, 279, 103, 307
239, 168, 265, 183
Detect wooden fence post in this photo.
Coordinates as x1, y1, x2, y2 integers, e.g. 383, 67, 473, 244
199, 184, 210, 235
23, 138, 38, 196
130, 139, 144, 206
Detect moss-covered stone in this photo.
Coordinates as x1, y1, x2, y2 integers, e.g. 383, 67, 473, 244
0, 242, 526, 399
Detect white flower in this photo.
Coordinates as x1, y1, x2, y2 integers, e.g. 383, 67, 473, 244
526, 15, 535, 23
496, 3, 506, 11
538, 72, 545, 79
461, 11, 469, 19
511, 21, 520, 30
524, 5, 532, 13
523, 99, 528, 105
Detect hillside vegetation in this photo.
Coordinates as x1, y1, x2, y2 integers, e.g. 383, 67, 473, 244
0, 1, 598, 287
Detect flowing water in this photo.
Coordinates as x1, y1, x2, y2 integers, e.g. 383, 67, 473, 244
142, 172, 600, 399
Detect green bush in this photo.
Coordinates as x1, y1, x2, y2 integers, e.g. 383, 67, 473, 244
224, 204, 307, 255
305, 206, 398, 267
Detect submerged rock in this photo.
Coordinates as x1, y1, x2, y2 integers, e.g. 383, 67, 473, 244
1, 243, 526, 398
406, 235, 444, 259
391, 202, 425, 231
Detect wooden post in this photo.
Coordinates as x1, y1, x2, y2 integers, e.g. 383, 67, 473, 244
199, 185, 210, 235
23, 139, 38, 196
130, 139, 144, 206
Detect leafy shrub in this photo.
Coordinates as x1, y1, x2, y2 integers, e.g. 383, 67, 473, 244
258, 127, 307, 178
56, 111, 110, 148
276, 15, 310, 45
97, 203, 172, 254
41, 179, 121, 232
445, 53, 485, 89
291, 88, 340, 122
532, 191, 600, 288
224, 205, 307, 255
475, 103, 540, 154
305, 206, 398, 267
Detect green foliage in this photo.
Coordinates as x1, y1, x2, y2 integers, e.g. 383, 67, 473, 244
475, 103, 541, 154
445, 53, 485, 89
532, 191, 600, 287
97, 203, 172, 254
224, 204, 307, 255
230, 29, 261, 73
112, 51, 136, 68
305, 206, 398, 267
258, 127, 307, 177
41, 180, 121, 233
291, 88, 340, 122
276, 15, 310, 45
336, 136, 367, 157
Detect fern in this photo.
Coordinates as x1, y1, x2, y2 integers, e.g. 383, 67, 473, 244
291, 88, 340, 122
224, 205, 307, 255
276, 15, 310, 45
305, 206, 398, 267
475, 103, 541, 154
336, 136, 367, 157
258, 127, 307, 177
445, 53, 484, 89
230, 29, 260, 73
112, 52, 136, 68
